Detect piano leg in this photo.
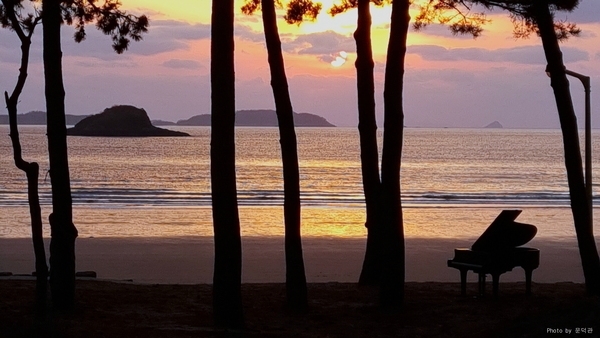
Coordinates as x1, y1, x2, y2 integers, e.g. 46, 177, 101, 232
524, 268, 533, 295
478, 273, 486, 297
492, 273, 500, 298
460, 269, 468, 296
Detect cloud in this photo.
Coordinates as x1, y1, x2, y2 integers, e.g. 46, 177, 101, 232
284, 30, 354, 55
577, 30, 597, 39
238, 15, 261, 24
555, 1, 600, 25
74, 59, 139, 69
123, 20, 211, 56
126, 39, 189, 56
58, 19, 212, 61
281, 30, 354, 63
408, 45, 589, 65
52, 18, 262, 61
149, 20, 211, 40
62, 33, 134, 61
162, 59, 203, 69
235, 25, 265, 42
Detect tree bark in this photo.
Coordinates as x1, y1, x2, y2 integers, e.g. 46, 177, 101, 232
7, 101, 47, 307
379, 0, 410, 307
2, 0, 47, 309
355, 0, 384, 286
534, 2, 600, 294
211, 0, 244, 328
42, 0, 78, 312
260, 0, 308, 311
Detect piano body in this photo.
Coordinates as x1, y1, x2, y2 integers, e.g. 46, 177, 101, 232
447, 210, 540, 297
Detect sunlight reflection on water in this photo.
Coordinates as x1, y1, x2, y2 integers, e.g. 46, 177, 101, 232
0, 205, 583, 241
1, 126, 598, 240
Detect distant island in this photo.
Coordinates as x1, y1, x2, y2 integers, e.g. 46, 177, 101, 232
2, 109, 335, 128
485, 121, 503, 129
173, 109, 335, 127
67, 105, 189, 137
0, 111, 87, 125
151, 119, 177, 126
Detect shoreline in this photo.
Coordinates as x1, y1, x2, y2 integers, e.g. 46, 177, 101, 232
0, 236, 587, 284
0, 205, 590, 238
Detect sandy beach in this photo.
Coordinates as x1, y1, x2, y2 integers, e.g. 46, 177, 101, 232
3, 231, 597, 337
0, 236, 588, 284
1, 280, 599, 337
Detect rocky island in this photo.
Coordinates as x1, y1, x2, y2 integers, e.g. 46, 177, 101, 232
67, 105, 189, 137
176, 109, 335, 127
484, 121, 503, 129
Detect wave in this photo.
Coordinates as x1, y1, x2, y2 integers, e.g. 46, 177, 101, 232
410, 191, 572, 206
0, 187, 585, 208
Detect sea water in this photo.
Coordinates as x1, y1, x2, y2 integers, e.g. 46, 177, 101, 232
0, 126, 598, 240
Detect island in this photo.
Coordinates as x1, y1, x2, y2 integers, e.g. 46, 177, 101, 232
0, 111, 88, 125
176, 109, 335, 127
484, 121, 503, 129
67, 105, 190, 137
151, 119, 177, 126
2, 108, 335, 129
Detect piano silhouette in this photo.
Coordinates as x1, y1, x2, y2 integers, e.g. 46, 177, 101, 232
447, 210, 540, 297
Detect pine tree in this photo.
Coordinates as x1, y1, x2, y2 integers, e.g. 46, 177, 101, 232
211, 0, 244, 328
40, 0, 148, 311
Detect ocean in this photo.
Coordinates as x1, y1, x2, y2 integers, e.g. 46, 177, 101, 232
0, 126, 598, 240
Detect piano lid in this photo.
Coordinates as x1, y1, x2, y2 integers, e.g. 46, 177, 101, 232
471, 210, 537, 252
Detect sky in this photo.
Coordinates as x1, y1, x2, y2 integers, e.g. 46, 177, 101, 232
0, 0, 599, 128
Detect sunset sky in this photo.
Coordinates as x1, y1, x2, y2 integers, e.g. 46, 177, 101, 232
0, 0, 599, 128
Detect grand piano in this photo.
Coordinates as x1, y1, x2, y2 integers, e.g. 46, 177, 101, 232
447, 210, 540, 297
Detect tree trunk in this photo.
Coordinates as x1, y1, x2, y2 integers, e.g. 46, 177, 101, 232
355, 0, 384, 287
42, 0, 78, 312
2, 0, 47, 309
6, 95, 48, 309
260, 0, 308, 311
7, 105, 47, 308
379, 0, 410, 308
534, 2, 600, 295
211, 0, 244, 328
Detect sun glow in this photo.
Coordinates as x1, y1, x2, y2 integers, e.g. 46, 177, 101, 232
286, 1, 393, 35
121, 0, 211, 23
331, 51, 348, 67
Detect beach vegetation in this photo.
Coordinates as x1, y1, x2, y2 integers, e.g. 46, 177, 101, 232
241, 0, 312, 311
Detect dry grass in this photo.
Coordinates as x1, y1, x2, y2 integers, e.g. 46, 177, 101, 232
1, 280, 599, 337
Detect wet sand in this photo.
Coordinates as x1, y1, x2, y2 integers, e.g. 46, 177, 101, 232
0, 236, 587, 284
